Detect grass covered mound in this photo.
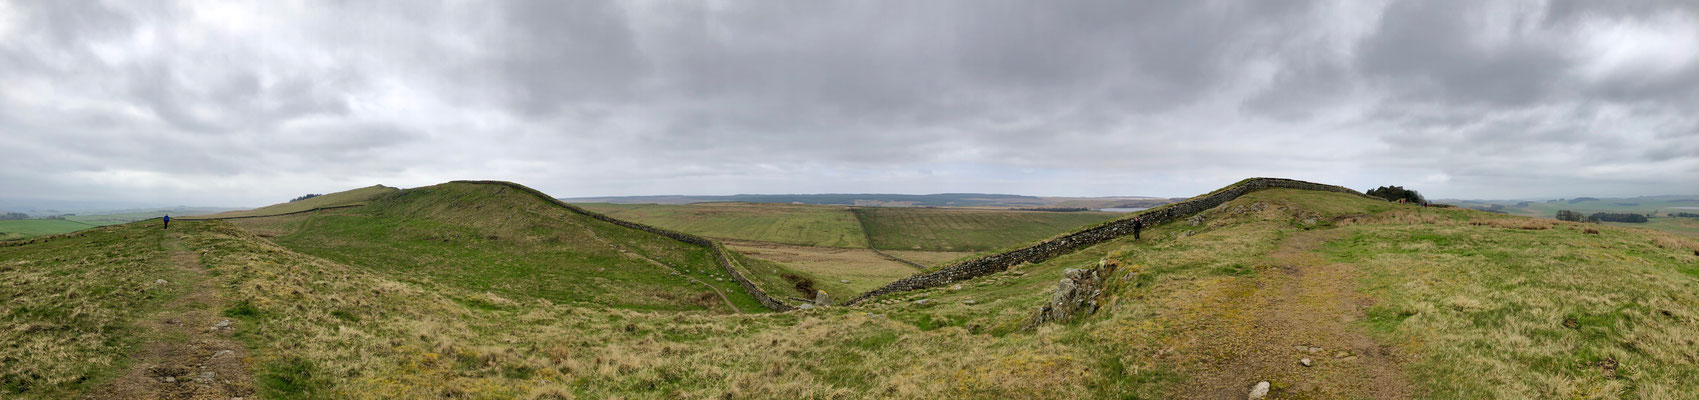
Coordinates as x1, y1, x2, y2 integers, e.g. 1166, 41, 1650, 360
231, 181, 765, 313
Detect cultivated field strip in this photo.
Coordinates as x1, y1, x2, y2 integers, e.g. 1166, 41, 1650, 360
849, 208, 930, 270
844, 178, 1376, 305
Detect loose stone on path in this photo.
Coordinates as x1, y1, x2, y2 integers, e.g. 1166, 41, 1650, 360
1248, 381, 1270, 399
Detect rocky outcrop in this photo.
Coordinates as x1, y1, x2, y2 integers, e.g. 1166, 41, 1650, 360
844, 178, 1375, 305
1026, 259, 1120, 329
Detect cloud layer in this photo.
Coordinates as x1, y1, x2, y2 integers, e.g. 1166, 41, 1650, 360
2, 0, 1695, 207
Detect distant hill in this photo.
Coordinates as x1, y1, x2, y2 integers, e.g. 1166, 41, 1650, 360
563, 192, 1171, 208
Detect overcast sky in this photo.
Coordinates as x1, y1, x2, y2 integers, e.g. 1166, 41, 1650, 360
2, 0, 1696, 208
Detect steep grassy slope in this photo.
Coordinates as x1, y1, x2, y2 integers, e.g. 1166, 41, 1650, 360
575, 202, 868, 248
232, 182, 764, 313
854, 207, 1122, 252
196, 185, 398, 219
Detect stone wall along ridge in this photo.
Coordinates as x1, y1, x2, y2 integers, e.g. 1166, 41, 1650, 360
842, 178, 1377, 305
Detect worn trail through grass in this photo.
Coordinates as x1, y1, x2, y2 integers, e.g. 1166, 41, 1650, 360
1167, 228, 1410, 398
91, 231, 254, 399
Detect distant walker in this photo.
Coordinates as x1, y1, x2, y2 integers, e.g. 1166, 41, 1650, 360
1132, 217, 1143, 240
162, 215, 170, 230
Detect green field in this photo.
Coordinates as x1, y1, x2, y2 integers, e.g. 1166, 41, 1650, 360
10, 183, 1699, 398
1604, 216, 1699, 236
196, 185, 397, 219
854, 207, 1123, 252
0, 219, 106, 240
576, 202, 867, 247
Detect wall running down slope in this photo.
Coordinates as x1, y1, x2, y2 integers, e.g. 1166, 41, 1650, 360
455, 181, 797, 312
842, 178, 1377, 305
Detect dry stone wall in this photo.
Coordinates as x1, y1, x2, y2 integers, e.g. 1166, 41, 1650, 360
457, 181, 796, 312
843, 178, 1374, 305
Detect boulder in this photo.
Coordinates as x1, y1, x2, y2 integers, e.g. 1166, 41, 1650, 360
814, 290, 834, 307
1027, 262, 1118, 329
1248, 381, 1270, 399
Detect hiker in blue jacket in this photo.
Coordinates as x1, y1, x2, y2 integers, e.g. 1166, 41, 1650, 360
163, 215, 170, 230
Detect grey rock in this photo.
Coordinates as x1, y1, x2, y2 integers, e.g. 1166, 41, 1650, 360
1308, 346, 1322, 353
211, 319, 232, 330
814, 290, 834, 307
1300, 358, 1312, 367
1248, 381, 1270, 399
797, 303, 815, 310
963, 299, 977, 305
196, 371, 216, 383
155, 279, 168, 284
161, 376, 176, 383
840, 280, 850, 284
912, 299, 931, 305
212, 350, 234, 359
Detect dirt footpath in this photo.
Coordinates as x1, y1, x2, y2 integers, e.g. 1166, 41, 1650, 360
1158, 229, 1410, 399
90, 232, 254, 400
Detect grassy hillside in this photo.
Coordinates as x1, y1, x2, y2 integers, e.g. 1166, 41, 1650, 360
196, 185, 398, 219
9, 183, 1699, 398
849, 188, 1699, 398
230, 182, 764, 313
576, 202, 867, 248
855, 207, 1123, 252
0, 219, 106, 240
0, 223, 178, 397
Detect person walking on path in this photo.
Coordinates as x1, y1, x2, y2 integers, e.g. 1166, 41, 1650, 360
1132, 217, 1143, 240
162, 215, 170, 230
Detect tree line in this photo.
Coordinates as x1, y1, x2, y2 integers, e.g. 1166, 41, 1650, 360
1555, 210, 1650, 223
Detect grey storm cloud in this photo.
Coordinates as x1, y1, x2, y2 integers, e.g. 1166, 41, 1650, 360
0, 0, 1695, 208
